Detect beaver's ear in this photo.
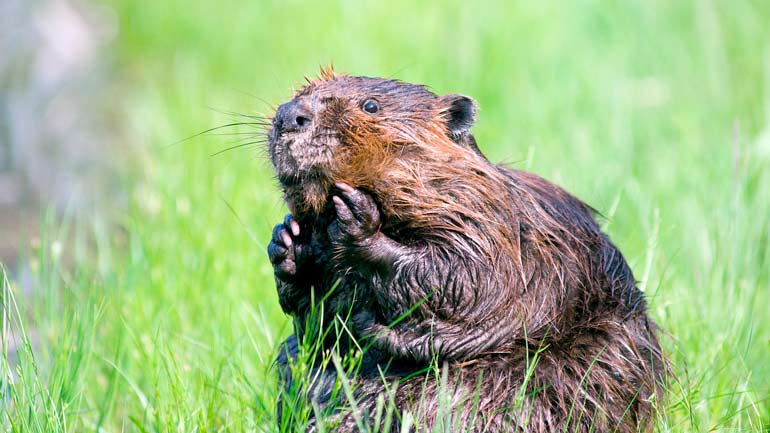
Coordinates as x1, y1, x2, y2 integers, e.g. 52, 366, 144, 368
441, 94, 477, 137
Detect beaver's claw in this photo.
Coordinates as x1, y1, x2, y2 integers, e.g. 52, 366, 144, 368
268, 213, 311, 282
327, 182, 382, 252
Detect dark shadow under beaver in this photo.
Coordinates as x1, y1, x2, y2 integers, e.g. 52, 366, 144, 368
266, 69, 665, 432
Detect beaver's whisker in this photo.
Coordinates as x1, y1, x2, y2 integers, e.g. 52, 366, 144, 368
168, 122, 270, 147
207, 106, 272, 122
208, 131, 269, 137
210, 140, 266, 157
229, 89, 277, 111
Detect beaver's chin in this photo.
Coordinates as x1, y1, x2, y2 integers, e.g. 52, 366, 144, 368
279, 169, 334, 218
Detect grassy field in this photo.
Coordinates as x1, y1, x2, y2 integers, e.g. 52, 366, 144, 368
2, 0, 770, 431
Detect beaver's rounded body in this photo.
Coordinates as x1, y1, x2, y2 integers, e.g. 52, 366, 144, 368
267, 70, 664, 432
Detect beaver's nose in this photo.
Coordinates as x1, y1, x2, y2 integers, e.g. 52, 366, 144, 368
274, 100, 313, 134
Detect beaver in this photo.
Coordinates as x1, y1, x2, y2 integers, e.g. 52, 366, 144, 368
266, 68, 665, 432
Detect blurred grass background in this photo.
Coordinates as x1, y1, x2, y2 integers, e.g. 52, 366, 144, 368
2, 0, 770, 431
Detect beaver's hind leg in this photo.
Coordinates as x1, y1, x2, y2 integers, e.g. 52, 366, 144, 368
325, 315, 662, 433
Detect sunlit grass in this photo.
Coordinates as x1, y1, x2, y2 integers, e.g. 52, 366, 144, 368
2, 0, 769, 431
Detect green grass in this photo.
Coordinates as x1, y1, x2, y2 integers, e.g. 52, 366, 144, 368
2, 0, 770, 431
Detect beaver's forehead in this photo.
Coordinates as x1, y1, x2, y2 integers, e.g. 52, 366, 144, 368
298, 75, 437, 101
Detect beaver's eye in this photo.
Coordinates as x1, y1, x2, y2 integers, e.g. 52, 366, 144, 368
362, 99, 380, 114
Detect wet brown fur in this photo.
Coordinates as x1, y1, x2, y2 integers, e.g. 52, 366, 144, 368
268, 68, 665, 432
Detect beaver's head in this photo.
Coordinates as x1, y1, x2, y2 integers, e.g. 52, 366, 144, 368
268, 68, 479, 216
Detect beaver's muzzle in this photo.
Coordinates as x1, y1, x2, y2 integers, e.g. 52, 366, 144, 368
273, 100, 313, 135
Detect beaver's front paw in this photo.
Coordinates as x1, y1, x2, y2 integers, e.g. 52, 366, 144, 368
328, 183, 383, 255
268, 213, 312, 282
